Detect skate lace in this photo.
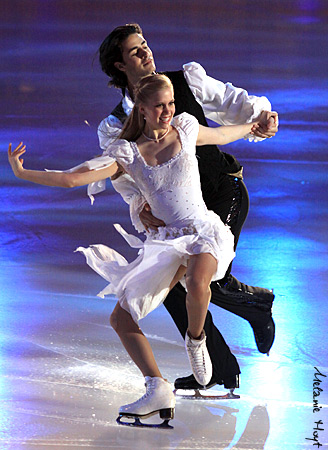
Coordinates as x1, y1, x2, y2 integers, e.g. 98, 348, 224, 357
186, 339, 207, 373
128, 379, 156, 407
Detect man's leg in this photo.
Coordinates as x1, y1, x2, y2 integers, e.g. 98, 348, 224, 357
211, 277, 274, 354
204, 175, 275, 354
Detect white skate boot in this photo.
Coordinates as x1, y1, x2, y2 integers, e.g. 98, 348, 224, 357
185, 330, 212, 387
117, 377, 175, 428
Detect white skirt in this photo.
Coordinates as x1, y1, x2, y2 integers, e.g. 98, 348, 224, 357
76, 210, 235, 323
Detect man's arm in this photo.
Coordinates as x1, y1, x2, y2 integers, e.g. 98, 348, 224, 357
183, 62, 278, 140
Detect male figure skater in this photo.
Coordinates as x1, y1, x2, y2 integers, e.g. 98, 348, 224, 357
96, 24, 278, 394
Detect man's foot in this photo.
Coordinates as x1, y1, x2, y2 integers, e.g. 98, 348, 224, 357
251, 317, 275, 354
174, 373, 240, 391
213, 275, 275, 353
185, 330, 212, 386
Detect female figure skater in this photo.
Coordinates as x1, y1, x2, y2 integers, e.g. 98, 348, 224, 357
8, 74, 259, 427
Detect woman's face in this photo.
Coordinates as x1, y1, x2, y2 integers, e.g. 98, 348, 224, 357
139, 87, 175, 130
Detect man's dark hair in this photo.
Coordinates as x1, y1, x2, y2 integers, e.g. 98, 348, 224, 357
98, 23, 143, 89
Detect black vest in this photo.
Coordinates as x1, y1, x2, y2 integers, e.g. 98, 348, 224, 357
109, 70, 241, 189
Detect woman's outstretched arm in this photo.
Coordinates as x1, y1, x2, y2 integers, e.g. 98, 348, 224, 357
8, 142, 118, 188
196, 121, 260, 146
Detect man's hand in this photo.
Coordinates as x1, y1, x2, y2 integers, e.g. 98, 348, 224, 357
253, 111, 279, 139
139, 203, 166, 231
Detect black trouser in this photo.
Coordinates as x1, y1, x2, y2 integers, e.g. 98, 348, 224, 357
207, 175, 272, 326
163, 173, 270, 384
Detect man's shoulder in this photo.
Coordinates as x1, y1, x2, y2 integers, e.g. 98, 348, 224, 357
162, 68, 184, 78
163, 62, 206, 86
163, 70, 187, 90
162, 62, 203, 75
110, 100, 127, 124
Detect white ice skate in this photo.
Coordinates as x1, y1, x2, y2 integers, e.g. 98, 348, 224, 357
116, 376, 175, 429
185, 330, 212, 387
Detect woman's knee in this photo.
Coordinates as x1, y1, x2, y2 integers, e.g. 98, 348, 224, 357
109, 308, 120, 331
185, 274, 210, 299
110, 302, 139, 334
109, 302, 126, 332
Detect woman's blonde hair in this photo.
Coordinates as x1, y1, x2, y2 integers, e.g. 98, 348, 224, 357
119, 74, 173, 142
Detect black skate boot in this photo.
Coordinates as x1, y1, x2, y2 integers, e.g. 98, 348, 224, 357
251, 317, 275, 355
214, 275, 275, 354
174, 373, 240, 400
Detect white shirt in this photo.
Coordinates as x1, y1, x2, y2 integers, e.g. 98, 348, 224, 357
97, 61, 272, 151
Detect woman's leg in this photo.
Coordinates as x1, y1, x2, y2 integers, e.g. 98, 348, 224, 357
185, 253, 217, 339
182, 253, 217, 386
110, 302, 162, 378
109, 266, 187, 378
164, 283, 240, 388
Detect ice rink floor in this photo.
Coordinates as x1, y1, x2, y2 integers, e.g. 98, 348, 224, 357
1, 1, 328, 449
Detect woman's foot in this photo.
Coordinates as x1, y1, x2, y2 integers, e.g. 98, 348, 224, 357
119, 377, 175, 419
185, 330, 212, 386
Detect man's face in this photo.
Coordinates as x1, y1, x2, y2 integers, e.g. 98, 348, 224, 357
115, 33, 156, 86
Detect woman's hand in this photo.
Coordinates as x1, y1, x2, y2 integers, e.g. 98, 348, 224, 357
8, 142, 26, 177
250, 122, 260, 135
139, 203, 166, 231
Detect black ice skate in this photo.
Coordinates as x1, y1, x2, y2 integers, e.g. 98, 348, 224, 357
214, 276, 275, 354
174, 374, 240, 400
116, 376, 175, 429
251, 316, 275, 355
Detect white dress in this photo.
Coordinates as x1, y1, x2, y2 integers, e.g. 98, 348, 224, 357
77, 113, 235, 323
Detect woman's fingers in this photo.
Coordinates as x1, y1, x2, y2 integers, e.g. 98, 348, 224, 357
13, 142, 24, 150
14, 142, 26, 153
9, 142, 26, 157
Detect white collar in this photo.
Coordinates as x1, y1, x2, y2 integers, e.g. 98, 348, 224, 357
122, 90, 135, 115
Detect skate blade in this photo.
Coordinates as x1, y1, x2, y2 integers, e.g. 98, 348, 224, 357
174, 388, 240, 400
116, 416, 173, 429
116, 407, 174, 429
